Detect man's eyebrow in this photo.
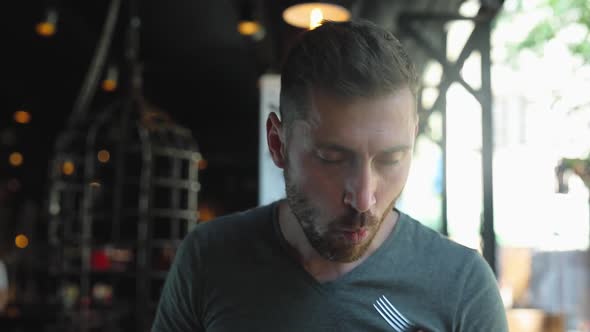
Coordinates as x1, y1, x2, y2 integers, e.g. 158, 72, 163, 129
314, 143, 354, 154
314, 143, 411, 154
380, 145, 412, 154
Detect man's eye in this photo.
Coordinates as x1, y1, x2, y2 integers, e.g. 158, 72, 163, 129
316, 150, 345, 163
377, 158, 400, 165
376, 152, 405, 165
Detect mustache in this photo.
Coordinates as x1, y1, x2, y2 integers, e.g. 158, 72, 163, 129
332, 211, 379, 229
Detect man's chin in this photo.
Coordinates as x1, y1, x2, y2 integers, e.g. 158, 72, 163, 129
321, 242, 370, 263
325, 251, 365, 263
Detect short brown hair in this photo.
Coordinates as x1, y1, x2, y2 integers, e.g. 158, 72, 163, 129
279, 20, 418, 128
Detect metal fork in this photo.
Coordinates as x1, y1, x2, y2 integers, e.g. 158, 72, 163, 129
373, 295, 412, 332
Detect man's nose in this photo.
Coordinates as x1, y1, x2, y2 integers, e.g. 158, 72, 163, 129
343, 164, 377, 213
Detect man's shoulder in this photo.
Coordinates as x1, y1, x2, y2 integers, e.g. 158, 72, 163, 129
395, 212, 495, 293
199, 201, 275, 229
183, 201, 277, 248
395, 213, 506, 331
398, 212, 479, 262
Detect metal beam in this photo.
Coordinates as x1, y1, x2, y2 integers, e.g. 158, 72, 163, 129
398, 8, 500, 275
478, 20, 496, 274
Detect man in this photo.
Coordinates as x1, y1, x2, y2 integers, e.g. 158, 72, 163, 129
152, 20, 508, 331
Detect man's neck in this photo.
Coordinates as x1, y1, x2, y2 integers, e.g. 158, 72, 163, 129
277, 200, 398, 283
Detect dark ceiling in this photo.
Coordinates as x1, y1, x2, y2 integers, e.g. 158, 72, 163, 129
2, 0, 471, 215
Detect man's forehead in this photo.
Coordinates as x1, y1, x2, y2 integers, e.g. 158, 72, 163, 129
302, 95, 414, 129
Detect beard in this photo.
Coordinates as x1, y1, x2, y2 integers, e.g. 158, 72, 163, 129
284, 167, 397, 263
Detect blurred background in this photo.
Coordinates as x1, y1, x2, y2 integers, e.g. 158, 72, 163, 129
1, 0, 589, 331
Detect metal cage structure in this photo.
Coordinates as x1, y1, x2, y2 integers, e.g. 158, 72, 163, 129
46, 95, 200, 332
44, 1, 201, 330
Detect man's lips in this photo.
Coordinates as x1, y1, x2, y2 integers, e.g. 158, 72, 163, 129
339, 228, 368, 244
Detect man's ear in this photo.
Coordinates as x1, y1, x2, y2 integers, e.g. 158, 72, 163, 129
266, 112, 287, 169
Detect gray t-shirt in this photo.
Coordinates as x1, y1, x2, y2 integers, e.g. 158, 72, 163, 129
152, 201, 508, 331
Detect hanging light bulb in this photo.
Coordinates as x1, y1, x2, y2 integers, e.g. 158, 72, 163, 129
238, 20, 262, 36
309, 8, 324, 30
14, 110, 32, 124
62, 161, 75, 175
9, 152, 23, 167
237, 2, 265, 41
283, 2, 350, 30
97, 149, 110, 163
36, 8, 58, 37
15, 234, 29, 249
101, 65, 118, 92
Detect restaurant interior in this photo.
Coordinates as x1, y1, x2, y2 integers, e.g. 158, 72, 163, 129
1, 0, 589, 331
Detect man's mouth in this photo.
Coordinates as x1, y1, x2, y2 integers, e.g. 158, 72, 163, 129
339, 228, 368, 244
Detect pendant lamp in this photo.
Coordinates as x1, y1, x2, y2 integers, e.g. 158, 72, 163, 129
283, 2, 350, 30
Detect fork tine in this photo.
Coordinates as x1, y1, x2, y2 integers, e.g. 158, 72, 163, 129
382, 296, 411, 326
373, 303, 405, 331
376, 298, 409, 330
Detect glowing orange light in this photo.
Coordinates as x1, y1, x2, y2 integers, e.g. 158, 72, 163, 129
198, 205, 216, 222
97, 150, 110, 163
14, 110, 31, 124
198, 159, 208, 170
36, 22, 56, 37
62, 161, 75, 175
102, 65, 118, 92
9, 152, 23, 167
36, 9, 58, 37
101, 79, 117, 92
15, 234, 29, 249
237, 21, 261, 36
282, 3, 350, 29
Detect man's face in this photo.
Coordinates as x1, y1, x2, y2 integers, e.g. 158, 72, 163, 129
283, 88, 417, 263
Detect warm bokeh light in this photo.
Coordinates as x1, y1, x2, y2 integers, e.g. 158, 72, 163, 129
101, 79, 117, 92
36, 22, 56, 37
97, 150, 110, 163
62, 161, 75, 175
9, 152, 23, 167
198, 159, 208, 170
102, 65, 118, 92
237, 20, 261, 36
309, 8, 323, 30
198, 205, 216, 222
90, 181, 101, 187
15, 234, 29, 249
282, 3, 350, 29
14, 110, 31, 124
36, 9, 58, 37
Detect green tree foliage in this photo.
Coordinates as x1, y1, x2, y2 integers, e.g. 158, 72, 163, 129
518, 0, 590, 62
